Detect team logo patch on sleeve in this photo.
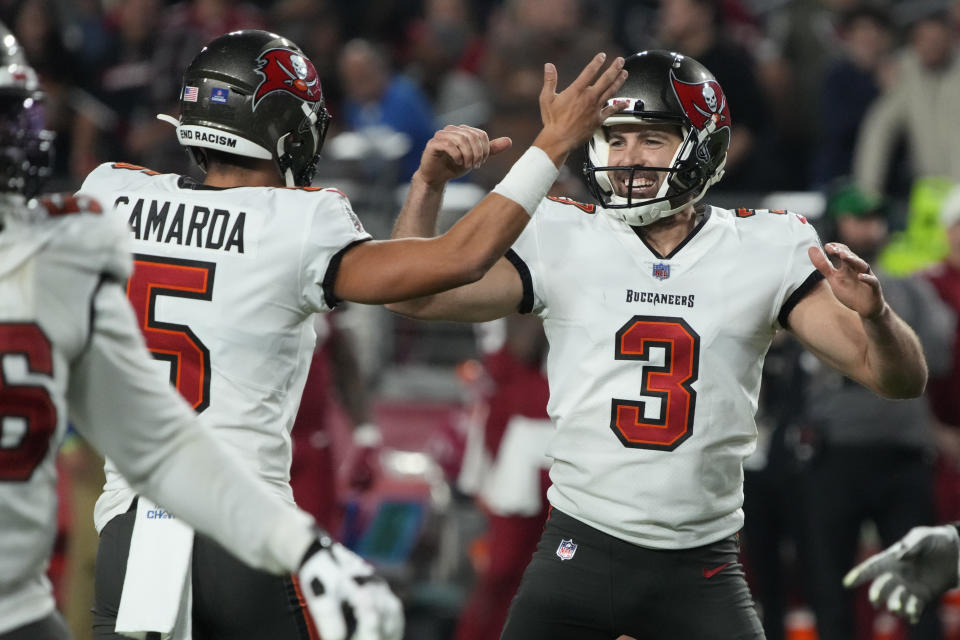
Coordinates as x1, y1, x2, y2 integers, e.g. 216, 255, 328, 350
652, 262, 671, 280
556, 539, 578, 561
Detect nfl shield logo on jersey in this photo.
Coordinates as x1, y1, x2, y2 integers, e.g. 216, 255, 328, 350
652, 262, 670, 280
556, 538, 578, 561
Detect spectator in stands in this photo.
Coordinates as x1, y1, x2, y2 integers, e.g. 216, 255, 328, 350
742, 334, 809, 640
655, 0, 767, 191
267, 0, 346, 115
70, 0, 163, 179
475, 0, 617, 190
404, 0, 491, 128
454, 314, 550, 640
811, 6, 894, 189
131, 0, 268, 174
290, 313, 382, 534
7, 0, 77, 190
923, 186, 960, 523
796, 181, 954, 640
337, 38, 437, 182
853, 9, 960, 199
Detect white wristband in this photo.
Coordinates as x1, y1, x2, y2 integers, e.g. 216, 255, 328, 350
491, 146, 559, 216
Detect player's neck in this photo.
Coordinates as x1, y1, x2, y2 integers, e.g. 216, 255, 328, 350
634, 207, 698, 256
203, 165, 284, 188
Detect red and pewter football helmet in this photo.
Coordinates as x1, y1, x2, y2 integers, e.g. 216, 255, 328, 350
583, 50, 731, 226
158, 29, 331, 187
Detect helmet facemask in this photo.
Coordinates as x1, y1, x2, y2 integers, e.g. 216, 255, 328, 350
276, 100, 330, 187
581, 51, 732, 227
0, 92, 54, 198
0, 25, 54, 199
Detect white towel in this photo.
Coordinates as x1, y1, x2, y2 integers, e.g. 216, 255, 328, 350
115, 497, 195, 639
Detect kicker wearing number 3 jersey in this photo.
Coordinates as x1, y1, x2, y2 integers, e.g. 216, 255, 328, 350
387, 50, 927, 639
79, 163, 371, 532
511, 199, 820, 549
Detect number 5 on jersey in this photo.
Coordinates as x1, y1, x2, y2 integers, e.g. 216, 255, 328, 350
126, 255, 215, 413
611, 316, 700, 451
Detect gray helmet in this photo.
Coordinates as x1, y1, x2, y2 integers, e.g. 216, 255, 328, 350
0, 22, 54, 198
583, 50, 731, 226
159, 29, 331, 187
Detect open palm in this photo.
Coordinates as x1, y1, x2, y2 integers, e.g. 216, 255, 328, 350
808, 243, 885, 318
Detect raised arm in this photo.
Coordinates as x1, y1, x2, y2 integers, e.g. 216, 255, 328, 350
332, 53, 627, 306
787, 243, 927, 399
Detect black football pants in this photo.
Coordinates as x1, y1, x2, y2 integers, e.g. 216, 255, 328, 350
91, 502, 315, 640
500, 509, 764, 639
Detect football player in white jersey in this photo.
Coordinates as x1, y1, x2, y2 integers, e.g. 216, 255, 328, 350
386, 50, 928, 639
78, 29, 627, 640
0, 25, 401, 640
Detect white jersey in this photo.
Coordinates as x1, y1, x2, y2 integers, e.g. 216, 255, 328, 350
0, 193, 129, 632
511, 199, 821, 550
79, 163, 371, 531
0, 192, 316, 633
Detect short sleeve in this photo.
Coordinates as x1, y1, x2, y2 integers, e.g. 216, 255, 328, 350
93, 199, 134, 282
775, 212, 824, 329
300, 189, 372, 313
506, 201, 549, 316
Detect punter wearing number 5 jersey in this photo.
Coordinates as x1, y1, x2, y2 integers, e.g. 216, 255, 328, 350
386, 50, 928, 640
79, 29, 628, 640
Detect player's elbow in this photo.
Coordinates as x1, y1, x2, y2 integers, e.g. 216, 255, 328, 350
875, 366, 928, 400
385, 299, 423, 318
456, 248, 500, 286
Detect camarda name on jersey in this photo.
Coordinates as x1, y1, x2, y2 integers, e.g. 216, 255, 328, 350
116, 196, 246, 253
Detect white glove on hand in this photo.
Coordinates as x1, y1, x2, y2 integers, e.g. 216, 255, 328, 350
843, 524, 960, 623
298, 531, 404, 640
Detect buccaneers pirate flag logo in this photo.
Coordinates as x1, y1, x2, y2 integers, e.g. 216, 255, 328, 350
670, 74, 731, 132
253, 48, 322, 109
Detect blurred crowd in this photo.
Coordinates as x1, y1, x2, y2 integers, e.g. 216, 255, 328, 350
12, 0, 960, 202
24, 0, 960, 638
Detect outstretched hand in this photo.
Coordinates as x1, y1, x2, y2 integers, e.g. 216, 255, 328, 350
418, 125, 512, 186
534, 53, 628, 161
298, 532, 404, 640
843, 525, 960, 624
808, 243, 885, 318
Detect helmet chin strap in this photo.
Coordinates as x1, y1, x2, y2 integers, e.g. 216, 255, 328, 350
276, 133, 296, 187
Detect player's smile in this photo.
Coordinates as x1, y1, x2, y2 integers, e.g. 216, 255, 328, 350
605, 123, 681, 201
616, 171, 662, 198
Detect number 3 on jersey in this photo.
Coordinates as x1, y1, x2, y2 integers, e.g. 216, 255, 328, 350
126, 255, 215, 413
611, 316, 700, 451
